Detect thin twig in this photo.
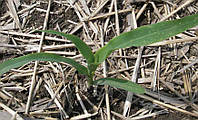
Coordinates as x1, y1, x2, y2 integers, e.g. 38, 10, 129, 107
25, 0, 52, 114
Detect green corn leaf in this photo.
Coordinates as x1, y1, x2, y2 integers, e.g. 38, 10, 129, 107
93, 78, 145, 94
39, 30, 95, 64
0, 53, 88, 76
95, 14, 198, 64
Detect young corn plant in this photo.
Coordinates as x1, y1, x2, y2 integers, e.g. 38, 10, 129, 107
0, 14, 198, 94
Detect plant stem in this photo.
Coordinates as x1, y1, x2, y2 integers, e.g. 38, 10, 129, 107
87, 75, 93, 86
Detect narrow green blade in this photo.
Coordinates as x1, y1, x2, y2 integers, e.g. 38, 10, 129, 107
93, 78, 145, 94
39, 30, 95, 64
0, 53, 88, 76
95, 14, 198, 64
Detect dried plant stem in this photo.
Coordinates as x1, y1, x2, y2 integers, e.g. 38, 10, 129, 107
135, 94, 198, 117
0, 30, 70, 42
136, 2, 148, 20
44, 81, 69, 118
160, 79, 198, 111
89, 8, 134, 21
25, 0, 52, 114
76, 86, 91, 120
100, 25, 111, 120
123, 9, 143, 116
0, 102, 24, 120
123, 47, 144, 116
160, 0, 195, 21
6, 0, 22, 31
149, 36, 198, 46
